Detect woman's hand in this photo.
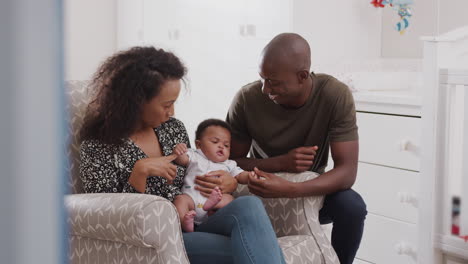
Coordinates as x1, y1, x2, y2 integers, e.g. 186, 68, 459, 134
141, 155, 178, 182
195, 170, 238, 197
129, 155, 177, 192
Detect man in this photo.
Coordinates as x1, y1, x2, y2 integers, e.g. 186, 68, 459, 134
226, 33, 367, 264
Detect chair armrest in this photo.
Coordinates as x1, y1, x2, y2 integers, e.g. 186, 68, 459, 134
234, 171, 323, 237
65, 193, 186, 252
234, 171, 337, 260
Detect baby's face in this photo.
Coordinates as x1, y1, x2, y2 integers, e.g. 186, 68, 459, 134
196, 126, 231, 163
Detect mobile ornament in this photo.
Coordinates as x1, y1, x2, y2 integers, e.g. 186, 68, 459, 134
370, 0, 414, 35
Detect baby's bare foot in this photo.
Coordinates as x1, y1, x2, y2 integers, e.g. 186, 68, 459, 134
182, 210, 196, 232
203, 187, 223, 211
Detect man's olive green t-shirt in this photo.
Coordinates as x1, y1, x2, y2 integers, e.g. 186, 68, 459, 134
226, 73, 358, 174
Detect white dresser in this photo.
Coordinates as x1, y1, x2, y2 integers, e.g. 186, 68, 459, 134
352, 91, 422, 264
347, 26, 468, 264
337, 86, 468, 264
323, 89, 423, 264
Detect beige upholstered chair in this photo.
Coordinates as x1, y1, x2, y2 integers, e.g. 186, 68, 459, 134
65, 80, 339, 264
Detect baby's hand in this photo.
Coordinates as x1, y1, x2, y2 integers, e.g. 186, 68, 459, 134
250, 171, 266, 180
173, 143, 188, 156
236, 171, 252, 184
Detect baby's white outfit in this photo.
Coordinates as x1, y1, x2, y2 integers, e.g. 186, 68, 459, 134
183, 148, 244, 225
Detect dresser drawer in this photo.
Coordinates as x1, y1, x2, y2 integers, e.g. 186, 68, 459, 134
357, 112, 421, 171
354, 163, 419, 224
357, 213, 418, 264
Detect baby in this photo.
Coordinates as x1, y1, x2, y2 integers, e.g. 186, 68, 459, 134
172, 119, 251, 232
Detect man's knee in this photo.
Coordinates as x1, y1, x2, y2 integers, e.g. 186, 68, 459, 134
346, 190, 367, 221
326, 189, 367, 222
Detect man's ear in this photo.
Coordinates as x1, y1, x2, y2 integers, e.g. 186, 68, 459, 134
195, 140, 201, 149
297, 70, 309, 84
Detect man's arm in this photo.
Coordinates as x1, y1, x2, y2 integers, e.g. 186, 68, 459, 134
231, 138, 318, 173
248, 140, 359, 198
292, 140, 358, 196
247, 140, 358, 198
230, 138, 283, 172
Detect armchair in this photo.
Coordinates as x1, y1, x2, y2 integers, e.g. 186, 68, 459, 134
65, 80, 338, 264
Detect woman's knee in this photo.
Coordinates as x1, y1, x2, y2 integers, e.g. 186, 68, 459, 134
229, 196, 265, 218
183, 232, 233, 264
228, 196, 275, 234
233, 196, 263, 208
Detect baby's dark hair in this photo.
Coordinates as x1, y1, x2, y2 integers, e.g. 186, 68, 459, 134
195, 119, 232, 140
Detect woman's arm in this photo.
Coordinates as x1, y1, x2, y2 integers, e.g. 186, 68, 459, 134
128, 160, 150, 193
80, 140, 138, 193
130, 155, 178, 192
80, 140, 178, 193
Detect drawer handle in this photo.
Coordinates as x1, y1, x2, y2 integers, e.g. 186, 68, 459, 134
394, 242, 417, 260
397, 192, 418, 208
397, 140, 420, 155
398, 139, 411, 151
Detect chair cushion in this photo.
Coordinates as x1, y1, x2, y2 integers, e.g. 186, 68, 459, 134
235, 172, 339, 264
65, 80, 90, 194
279, 235, 329, 264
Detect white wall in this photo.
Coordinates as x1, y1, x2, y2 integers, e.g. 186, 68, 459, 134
64, 0, 116, 80
64, 0, 468, 143
381, 0, 468, 58
439, 0, 468, 34
64, 0, 468, 80
381, 0, 438, 58
293, 0, 383, 73
66, 0, 385, 83
113, 0, 293, 144
293, 0, 468, 69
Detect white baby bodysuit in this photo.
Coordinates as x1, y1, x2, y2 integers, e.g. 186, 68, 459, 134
182, 148, 244, 225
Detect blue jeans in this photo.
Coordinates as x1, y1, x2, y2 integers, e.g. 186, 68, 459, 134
319, 189, 367, 264
183, 196, 286, 264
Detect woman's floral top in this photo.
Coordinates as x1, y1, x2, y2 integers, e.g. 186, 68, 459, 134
79, 118, 190, 201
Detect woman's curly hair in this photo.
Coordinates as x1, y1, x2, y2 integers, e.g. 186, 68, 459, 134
80, 46, 186, 144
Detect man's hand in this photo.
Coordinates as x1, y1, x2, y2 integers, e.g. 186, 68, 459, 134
247, 168, 296, 198
280, 146, 318, 172
195, 170, 238, 197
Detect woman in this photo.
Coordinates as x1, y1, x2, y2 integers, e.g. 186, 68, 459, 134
79, 46, 286, 264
